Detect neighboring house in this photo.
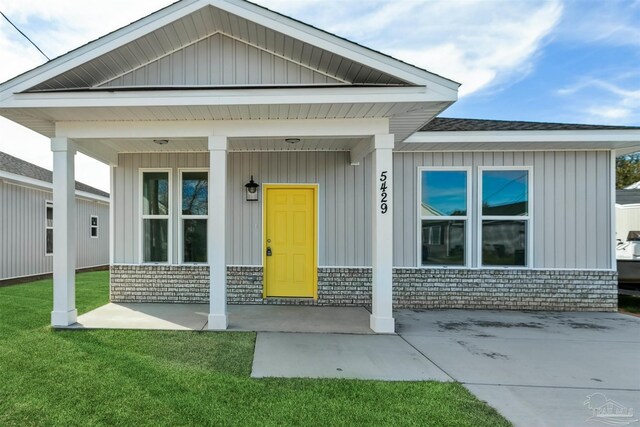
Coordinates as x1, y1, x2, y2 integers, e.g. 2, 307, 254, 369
0, 152, 109, 283
0, 0, 640, 331
615, 187, 640, 242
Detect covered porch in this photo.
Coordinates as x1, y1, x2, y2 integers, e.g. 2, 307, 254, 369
49, 123, 402, 333
0, 0, 459, 334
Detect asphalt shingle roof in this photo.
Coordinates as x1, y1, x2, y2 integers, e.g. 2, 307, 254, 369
420, 118, 640, 132
0, 152, 109, 198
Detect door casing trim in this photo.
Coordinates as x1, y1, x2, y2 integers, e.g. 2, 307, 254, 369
262, 183, 319, 299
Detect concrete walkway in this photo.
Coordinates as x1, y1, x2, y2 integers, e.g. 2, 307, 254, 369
252, 332, 451, 381
74, 303, 640, 426
395, 310, 640, 427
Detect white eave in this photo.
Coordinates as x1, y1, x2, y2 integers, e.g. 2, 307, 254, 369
401, 129, 640, 153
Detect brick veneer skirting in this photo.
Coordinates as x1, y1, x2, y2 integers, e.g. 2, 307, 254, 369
109, 265, 617, 311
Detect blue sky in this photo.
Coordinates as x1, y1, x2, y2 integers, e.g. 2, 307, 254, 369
0, 0, 638, 191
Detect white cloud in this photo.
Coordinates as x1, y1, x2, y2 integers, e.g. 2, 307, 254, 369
555, 0, 640, 47
260, 0, 563, 96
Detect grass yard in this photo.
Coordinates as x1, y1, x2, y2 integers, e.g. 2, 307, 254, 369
0, 272, 510, 427
619, 294, 640, 314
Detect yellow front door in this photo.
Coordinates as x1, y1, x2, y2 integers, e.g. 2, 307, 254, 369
264, 185, 317, 298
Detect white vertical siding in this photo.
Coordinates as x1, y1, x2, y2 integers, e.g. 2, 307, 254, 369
101, 33, 342, 88
0, 180, 109, 280
393, 151, 613, 269
113, 150, 612, 270
113, 152, 372, 266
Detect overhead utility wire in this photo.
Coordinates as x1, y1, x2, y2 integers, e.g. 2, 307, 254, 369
0, 11, 50, 60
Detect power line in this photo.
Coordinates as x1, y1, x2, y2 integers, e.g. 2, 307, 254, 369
0, 11, 50, 61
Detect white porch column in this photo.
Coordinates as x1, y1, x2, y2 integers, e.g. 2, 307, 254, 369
208, 135, 228, 330
51, 137, 77, 327
370, 134, 395, 333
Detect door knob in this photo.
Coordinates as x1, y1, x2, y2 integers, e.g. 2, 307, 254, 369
266, 246, 272, 256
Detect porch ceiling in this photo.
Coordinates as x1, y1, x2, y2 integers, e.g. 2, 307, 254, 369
75, 136, 368, 154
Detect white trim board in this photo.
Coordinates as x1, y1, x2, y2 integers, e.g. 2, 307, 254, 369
406, 129, 640, 144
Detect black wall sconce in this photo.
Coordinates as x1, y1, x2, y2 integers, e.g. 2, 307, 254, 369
245, 175, 259, 201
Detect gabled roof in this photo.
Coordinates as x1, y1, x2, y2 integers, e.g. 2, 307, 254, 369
0, 152, 109, 198
0, 0, 458, 94
420, 118, 640, 132
0, 0, 459, 145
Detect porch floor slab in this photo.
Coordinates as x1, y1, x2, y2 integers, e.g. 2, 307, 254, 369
251, 332, 452, 381
72, 303, 209, 330
225, 305, 373, 334
72, 303, 373, 333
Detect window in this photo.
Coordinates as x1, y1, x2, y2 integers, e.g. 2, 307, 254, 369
419, 168, 470, 266
141, 171, 170, 263
181, 170, 208, 263
90, 215, 99, 238
45, 201, 53, 255
480, 168, 531, 267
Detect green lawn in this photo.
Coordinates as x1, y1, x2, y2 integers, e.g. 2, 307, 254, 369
619, 294, 640, 314
0, 272, 510, 427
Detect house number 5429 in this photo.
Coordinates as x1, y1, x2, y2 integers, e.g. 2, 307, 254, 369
380, 171, 389, 214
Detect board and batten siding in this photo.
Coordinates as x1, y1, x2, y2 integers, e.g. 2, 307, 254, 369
393, 151, 613, 269
113, 152, 372, 266
113, 150, 612, 270
100, 33, 342, 88
0, 180, 110, 281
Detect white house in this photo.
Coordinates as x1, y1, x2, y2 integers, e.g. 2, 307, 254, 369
0, 152, 109, 283
0, 0, 639, 332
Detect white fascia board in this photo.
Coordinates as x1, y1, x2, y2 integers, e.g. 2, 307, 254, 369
212, 0, 460, 91
406, 130, 640, 145
0, 170, 110, 203
4, 86, 450, 109
56, 118, 390, 139
0, 0, 204, 101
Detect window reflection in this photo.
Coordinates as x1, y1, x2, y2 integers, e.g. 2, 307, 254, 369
143, 172, 169, 215
482, 170, 528, 216
422, 171, 467, 216
422, 220, 465, 266
183, 219, 207, 263
182, 172, 208, 215
482, 220, 526, 266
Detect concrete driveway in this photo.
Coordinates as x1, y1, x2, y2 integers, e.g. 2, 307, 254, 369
396, 310, 640, 427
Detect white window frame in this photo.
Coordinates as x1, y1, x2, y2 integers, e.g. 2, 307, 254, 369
179, 168, 209, 264
417, 166, 472, 268
45, 200, 53, 256
90, 215, 99, 239
478, 166, 533, 269
139, 168, 172, 264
